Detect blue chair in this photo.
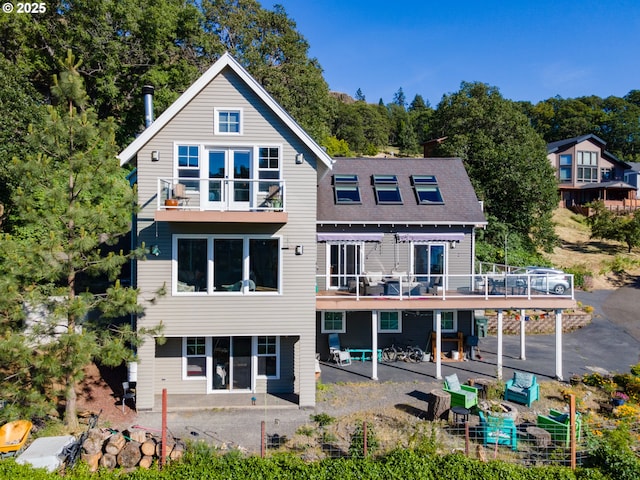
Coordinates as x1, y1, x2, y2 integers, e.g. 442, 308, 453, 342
328, 333, 351, 366
443, 374, 479, 409
478, 411, 517, 450
504, 371, 539, 407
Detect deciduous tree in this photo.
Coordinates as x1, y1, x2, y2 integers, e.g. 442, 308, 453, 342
432, 82, 558, 250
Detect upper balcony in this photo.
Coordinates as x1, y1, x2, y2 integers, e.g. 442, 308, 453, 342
316, 272, 576, 311
154, 177, 287, 223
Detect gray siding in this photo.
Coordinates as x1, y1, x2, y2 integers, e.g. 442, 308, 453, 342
316, 310, 475, 361
134, 66, 320, 408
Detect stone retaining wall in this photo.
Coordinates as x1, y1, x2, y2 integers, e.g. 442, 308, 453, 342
486, 313, 591, 335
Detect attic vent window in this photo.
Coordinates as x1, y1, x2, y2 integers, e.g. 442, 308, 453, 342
373, 174, 402, 204
334, 174, 361, 204
412, 175, 443, 204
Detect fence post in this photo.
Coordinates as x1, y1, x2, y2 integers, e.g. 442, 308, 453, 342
161, 389, 167, 469
363, 421, 367, 457
261, 420, 266, 458
465, 422, 470, 456
570, 394, 576, 470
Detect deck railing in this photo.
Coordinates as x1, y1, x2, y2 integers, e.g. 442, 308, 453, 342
316, 272, 574, 300
156, 177, 286, 212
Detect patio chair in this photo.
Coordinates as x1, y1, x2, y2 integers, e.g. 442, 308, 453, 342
443, 373, 478, 409
537, 409, 582, 445
478, 411, 518, 451
328, 333, 351, 366
504, 371, 539, 406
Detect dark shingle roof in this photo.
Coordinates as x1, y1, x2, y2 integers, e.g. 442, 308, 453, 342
547, 134, 629, 168
317, 157, 486, 225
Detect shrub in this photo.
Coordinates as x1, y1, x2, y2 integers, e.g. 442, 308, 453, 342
349, 421, 379, 458
564, 264, 591, 289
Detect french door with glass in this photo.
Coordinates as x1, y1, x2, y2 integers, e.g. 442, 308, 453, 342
413, 244, 445, 288
328, 243, 363, 289
205, 148, 251, 210
209, 336, 252, 392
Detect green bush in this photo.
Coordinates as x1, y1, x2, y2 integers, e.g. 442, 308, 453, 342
349, 421, 379, 458
563, 264, 591, 289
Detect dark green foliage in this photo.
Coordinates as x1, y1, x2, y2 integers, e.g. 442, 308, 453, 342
349, 421, 379, 458
0, 445, 620, 479
586, 201, 640, 253
586, 424, 640, 480
0, 52, 160, 428
562, 264, 592, 290
432, 82, 559, 254
311, 412, 335, 427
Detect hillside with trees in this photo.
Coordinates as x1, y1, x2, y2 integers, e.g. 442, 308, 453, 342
1, 0, 639, 424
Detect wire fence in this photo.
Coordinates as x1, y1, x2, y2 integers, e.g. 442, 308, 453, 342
260, 414, 640, 466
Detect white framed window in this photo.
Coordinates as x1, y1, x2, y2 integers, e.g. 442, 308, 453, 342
173, 235, 280, 295
434, 311, 457, 333
183, 337, 208, 379
176, 145, 200, 191
321, 311, 346, 333
378, 311, 401, 333
256, 336, 279, 379
258, 147, 281, 194
214, 108, 242, 135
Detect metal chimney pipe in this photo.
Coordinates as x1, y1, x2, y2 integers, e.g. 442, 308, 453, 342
142, 85, 155, 128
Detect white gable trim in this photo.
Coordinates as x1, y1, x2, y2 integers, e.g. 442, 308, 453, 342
117, 52, 333, 170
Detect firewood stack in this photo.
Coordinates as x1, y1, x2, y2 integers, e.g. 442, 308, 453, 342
80, 428, 185, 472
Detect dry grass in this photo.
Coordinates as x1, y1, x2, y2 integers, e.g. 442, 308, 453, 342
547, 208, 640, 289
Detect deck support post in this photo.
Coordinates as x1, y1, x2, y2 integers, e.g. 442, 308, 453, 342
371, 311, 378, 381
435, 310, 442, 379
519, 308, 526, 360
497, 309, 503, 380
555, 309, 563, 381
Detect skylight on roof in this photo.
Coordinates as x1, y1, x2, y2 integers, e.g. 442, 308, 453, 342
412, 175, 443, 204
334, 174, 361, 204
373, 175, 402, 204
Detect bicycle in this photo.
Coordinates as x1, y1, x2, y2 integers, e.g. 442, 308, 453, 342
382, 344, 424, 363
382, 345, 399, 362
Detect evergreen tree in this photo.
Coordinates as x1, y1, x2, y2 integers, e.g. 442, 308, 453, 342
393, 87, 407, 109
355, 88, 366, 102
0, 52, 160, 427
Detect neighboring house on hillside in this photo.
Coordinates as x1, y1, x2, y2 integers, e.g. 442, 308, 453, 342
623, 162, 640, 199
547, 134, 636, 208
118, 53, 578, 412
118, 52, 333, 411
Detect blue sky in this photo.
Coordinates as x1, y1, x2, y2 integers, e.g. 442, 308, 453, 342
272, 0, 640, 106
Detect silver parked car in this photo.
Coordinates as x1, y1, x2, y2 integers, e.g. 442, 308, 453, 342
514, 267, 571, 295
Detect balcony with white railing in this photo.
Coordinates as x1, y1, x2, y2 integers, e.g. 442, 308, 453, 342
315, 272, 576, 311
154, 177, 287, 223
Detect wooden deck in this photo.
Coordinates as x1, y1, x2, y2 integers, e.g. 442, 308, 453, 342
316, 288, 576, 311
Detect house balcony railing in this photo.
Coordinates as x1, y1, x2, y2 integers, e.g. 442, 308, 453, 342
316, 272, 574, 301
157, 177, 286, 212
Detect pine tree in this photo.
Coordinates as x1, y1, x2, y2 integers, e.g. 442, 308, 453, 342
0, 51, 160, 428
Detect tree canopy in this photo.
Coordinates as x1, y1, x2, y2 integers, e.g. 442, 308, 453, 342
0, 52, 160, 427
431, 82, 559, 250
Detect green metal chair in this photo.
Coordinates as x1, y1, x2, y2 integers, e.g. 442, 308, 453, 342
443, 373, 479, 409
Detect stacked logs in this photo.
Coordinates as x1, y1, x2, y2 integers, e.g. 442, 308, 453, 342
80, 428, 185, 472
